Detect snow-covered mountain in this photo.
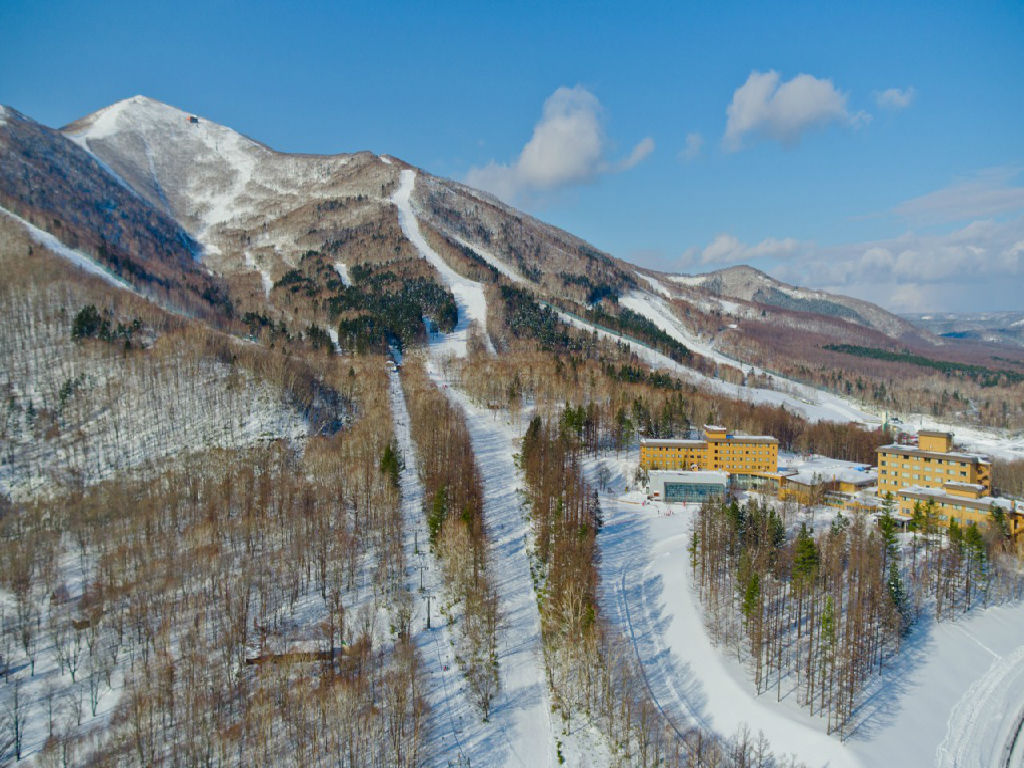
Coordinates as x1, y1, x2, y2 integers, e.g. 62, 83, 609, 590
4, 95, 1022, 424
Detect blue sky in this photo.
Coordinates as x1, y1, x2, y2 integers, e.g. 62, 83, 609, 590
2, 0, 1023, 311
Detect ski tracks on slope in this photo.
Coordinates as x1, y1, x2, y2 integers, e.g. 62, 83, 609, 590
936, 639, 1024, 768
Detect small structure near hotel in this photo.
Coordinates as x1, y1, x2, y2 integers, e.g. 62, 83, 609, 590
647, 470, 730, 503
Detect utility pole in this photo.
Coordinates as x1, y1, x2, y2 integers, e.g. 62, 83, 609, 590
426, 594, 431, 629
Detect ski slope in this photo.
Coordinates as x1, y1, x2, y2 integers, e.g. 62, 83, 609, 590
244, 250, 274, 297
333, 261, 352, 286
393, 169, 495, 357
589, 455, 861, 768
425, 359, 561, 767
587, 451, 1024, 768
387, 364, 482, 766
4, 206, 139, 295
554, 304, 877, 425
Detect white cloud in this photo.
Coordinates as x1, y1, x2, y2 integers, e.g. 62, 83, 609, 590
465, 86, 654, 202
875, 87, 915, 110
723, 70, 857, 151
682, 233, 800, 267
679, 132, 704, 161
893, 168, 1024, 225
772, 217, 1024, 311
619, 136, 656, 171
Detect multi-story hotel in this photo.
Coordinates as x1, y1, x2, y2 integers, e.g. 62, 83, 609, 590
877, 430, 1023, 538
877, 430, 990, 497
639, 425, 778, 481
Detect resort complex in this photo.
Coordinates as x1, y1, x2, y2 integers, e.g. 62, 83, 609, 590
641, 425, 1024, 540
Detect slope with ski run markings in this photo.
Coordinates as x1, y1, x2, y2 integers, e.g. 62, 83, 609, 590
392, 169, 495, 358
424, 357, 561, 768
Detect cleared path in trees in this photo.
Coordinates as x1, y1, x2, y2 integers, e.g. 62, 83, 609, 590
426, 358, 560, 767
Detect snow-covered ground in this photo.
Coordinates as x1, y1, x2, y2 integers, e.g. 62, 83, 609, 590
586, 450, 1024, 768
333, 261, 352, 287
554, 305, 877, 425
423, 358, 562, 766
393, 170, 495, 357
244, 250, 274, 297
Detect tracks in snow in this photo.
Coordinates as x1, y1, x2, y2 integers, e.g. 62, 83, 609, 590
936, 641, 1024, 768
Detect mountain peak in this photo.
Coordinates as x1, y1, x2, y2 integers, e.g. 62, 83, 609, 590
63, 95, 200, 140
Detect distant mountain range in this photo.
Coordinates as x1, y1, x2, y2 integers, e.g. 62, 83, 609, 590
902, 311, 1024, 348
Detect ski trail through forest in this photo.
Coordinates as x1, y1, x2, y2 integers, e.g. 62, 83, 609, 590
427, 360, 559, 767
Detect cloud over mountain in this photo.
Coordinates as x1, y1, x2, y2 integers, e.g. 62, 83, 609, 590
466, 86, 654, 202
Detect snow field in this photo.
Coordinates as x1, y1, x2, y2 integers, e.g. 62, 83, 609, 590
392, 170, 496, 357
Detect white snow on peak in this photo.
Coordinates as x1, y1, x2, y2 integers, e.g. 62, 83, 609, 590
379, 155, 393, 165
669, 274, 706, 287
1, 206, 138, 294
333, 261, 352, 287
0, 105, 8, 127
392, 169, 495, 358
66, 96, 261, 235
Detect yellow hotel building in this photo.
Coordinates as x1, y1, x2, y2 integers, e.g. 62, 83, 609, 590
877, 430, 1024, 538
639, 425, 778, 479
